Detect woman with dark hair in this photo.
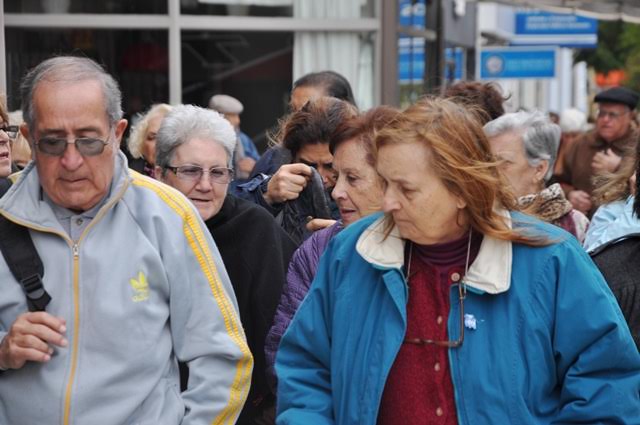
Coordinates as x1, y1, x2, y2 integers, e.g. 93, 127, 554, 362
235, 71, 357, 200
443, 81, 507, 125
264, 105, 399, 390
235, 96, 358, 244
275, 97, 639, 424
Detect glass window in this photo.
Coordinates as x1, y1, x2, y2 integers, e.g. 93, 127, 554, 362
181, 0, 376, 18
181, 1, 292, 17
5, 28, 169, 124
182, 30, 293, 152
4, 0, 167, 14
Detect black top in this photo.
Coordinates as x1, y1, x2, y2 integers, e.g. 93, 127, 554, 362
591, 234, 640, 350
206, 194, 297, 423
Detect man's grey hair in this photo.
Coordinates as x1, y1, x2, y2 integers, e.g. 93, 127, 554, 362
484, 110, 561, 181
155, 104, 237, 171
20, 56, 123, 133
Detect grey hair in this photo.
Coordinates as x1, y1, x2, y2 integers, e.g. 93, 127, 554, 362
484, 110, 561, 181
20, 56, 123, 132
155, 104, 236, 171
127, 103, 173, 159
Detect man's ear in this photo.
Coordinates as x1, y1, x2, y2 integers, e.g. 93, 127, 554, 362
114, 118, 128, 148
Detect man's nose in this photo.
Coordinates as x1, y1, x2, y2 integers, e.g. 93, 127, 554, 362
60, 142, 84, 170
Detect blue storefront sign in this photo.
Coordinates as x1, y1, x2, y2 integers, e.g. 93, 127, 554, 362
516, 11, 597, 35
445, 47, 464, 81
480, 47, 558, 79
511, 11, 598, 48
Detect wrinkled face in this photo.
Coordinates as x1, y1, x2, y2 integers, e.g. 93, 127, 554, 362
290, 85, 325, 111
26, 80, 127, 212
331, 138, 383, 226
160, 137, 229, 221
377, 142, 468, 245
294, 143, 336, 189
142, 114, 164, 165
488, 131, 543, 198
596, 102, 633, 143
0, 120, 12, 177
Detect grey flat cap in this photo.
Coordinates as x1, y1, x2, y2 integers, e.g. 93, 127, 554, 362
209, 94, 244, 114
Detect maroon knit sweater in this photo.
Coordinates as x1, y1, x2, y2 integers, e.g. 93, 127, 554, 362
378, 231, 482, 425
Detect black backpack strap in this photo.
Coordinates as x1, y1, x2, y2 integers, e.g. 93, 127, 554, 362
0, 216, 50, 312
0, 177, 12, 197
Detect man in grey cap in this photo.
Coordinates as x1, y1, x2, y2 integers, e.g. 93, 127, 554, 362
554, 86, 639, 215
209, 94, 260, 180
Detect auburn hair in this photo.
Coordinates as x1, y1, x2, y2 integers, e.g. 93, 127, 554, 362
375, 96, 543, 245
329, 105, 401, 166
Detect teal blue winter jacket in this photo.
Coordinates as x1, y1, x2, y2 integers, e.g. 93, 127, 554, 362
276, 212, 640, 424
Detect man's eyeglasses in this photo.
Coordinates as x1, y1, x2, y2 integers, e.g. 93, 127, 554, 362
166, 165, 234, 184
35, 135, 111, 157
0, 125, 19, 139
597, 109, 629, 120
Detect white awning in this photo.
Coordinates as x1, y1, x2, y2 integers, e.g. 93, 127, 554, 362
475, 0, 640, 23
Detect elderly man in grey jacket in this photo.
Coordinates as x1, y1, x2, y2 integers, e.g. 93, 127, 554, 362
0, 56, 252, 425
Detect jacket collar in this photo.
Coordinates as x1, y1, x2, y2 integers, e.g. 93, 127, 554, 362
356, 213, 513, 295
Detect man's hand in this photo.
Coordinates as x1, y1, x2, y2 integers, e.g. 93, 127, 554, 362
0, 312, 67, 370
263, 164, 312, 205
306, 218, 337, 232
591, 149, 622, 174
568, 190, 592, 214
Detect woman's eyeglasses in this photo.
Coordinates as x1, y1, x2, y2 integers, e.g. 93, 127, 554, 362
0, 125, 19, 139
166, 165, 234, 184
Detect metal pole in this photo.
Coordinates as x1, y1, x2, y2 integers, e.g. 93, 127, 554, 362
168, 0, 181, 105
0, 0, 7, 97
380, 0, 399, 106
425, 0, 445, 95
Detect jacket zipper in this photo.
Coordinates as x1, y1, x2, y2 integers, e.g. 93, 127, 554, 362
60, 179, 130, 425
63, 243, 80, 425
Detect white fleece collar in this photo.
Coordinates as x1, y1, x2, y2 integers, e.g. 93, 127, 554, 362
356, 214, 513, 295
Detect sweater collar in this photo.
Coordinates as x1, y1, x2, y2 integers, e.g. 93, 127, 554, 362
356, 212, 513, 295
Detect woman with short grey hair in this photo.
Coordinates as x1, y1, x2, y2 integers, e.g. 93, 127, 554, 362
155, 104, 296, 425
485, 110, 589, 242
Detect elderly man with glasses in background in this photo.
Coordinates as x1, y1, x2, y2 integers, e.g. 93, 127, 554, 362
554, 86, 640, 216
0, 56, 251, 425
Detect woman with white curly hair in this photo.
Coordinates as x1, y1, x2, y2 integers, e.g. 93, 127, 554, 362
127, 103, 172, 177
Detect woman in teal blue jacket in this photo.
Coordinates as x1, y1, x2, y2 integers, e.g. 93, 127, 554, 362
275, 98, 640, 424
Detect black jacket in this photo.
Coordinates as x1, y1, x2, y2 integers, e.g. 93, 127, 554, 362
591, 234, 640, 349
206, 195, 297, 424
